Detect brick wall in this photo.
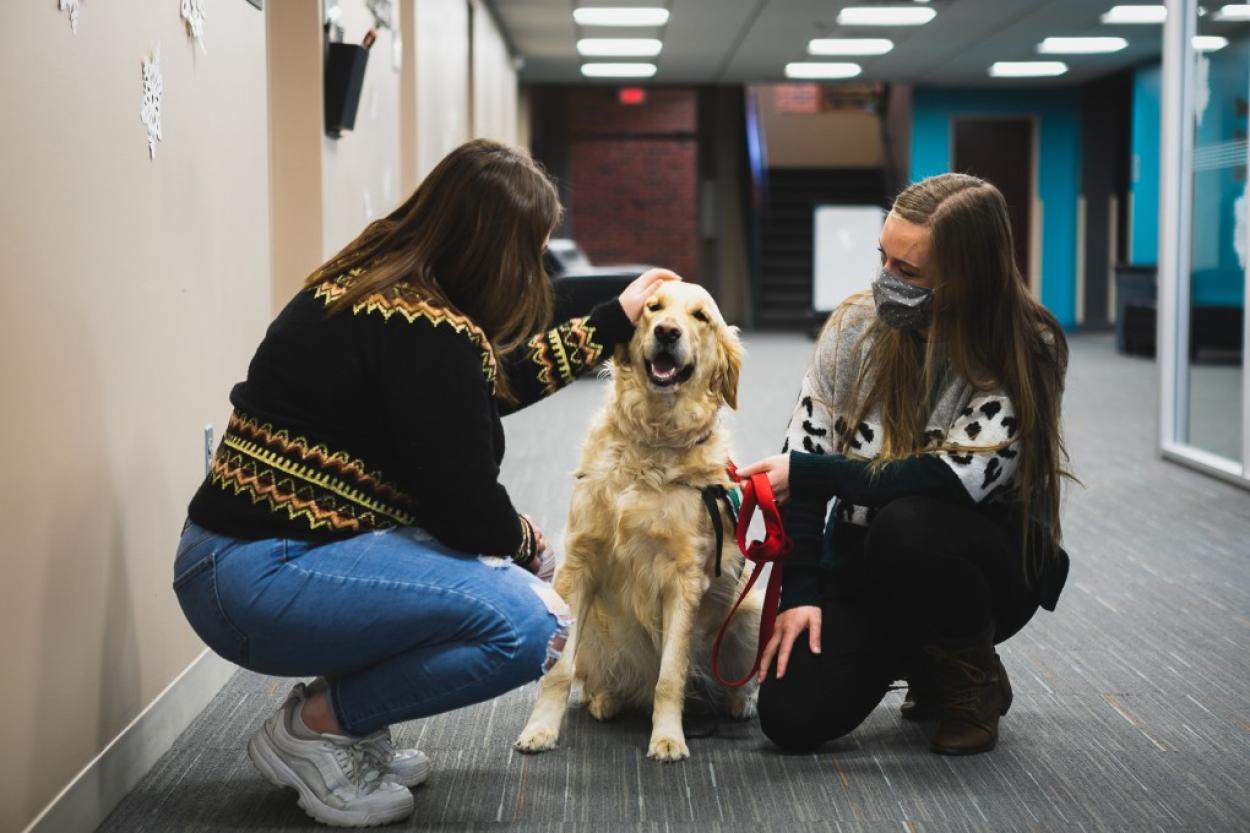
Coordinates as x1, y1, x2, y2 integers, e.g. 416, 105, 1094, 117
568, 87, 696, 134
564, 88, 700, 280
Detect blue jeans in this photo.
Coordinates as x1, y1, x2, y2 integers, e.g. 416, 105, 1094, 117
173, 520, 569, 736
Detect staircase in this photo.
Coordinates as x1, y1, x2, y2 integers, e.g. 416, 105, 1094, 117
757, 167, 888, 330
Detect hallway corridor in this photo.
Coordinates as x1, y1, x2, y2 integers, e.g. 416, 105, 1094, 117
95, 334, 1250, 832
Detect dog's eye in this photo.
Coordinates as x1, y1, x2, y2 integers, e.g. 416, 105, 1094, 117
647, 302, 662, 313
692, 309, 709, 323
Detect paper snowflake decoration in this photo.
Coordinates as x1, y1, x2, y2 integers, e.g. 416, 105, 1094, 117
366, 0, 395, 30
141, 47, 164, 160
60, 0, 82, 34
181, 0, 207, 53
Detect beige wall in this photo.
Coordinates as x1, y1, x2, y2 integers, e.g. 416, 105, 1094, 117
470, 0, 518, 146
415, 0, 471, 180
2, 2, 516, 826
0, 2, 272, 831
275, 0, 518, 302
754, 85, 884, 169
267, 0, 326, 310
321, 2, 404, 260
269, 0, 406, 304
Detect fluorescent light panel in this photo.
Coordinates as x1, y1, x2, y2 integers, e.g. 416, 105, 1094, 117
580, 62, 658, 78
989, 61, 1068, 78
784, 62, 863, 79
1214, 4, 1250, 20
1038, 36, 1128, 54
808, 38, 894, 56
576, 38, 662, 57
573, 7, 669, 27
1100, 5, 1167, 24
836, 6, 937, 26
1194, 35, 1229, 51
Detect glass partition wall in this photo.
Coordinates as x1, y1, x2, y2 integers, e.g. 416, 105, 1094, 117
1159, 0, 1250, 488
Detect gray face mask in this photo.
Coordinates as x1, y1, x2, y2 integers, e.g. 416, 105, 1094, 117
871, 268, 933, 330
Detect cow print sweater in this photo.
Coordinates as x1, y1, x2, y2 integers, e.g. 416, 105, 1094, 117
779, 293, 1040, 610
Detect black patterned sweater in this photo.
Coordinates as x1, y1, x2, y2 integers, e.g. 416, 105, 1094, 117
779, 293, 1067, 611
187, 271, 633, 563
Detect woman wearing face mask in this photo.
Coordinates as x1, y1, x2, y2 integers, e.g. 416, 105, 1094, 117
737, 173, 1072, 756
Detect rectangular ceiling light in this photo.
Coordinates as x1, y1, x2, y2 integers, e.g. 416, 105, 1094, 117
573, 7, 670, 27
1100, 5, 1167, 24
1194, 35, 1229, 51
1038, 36, 1128, 54
989, 61, 1069, 78
784, 62, 863, 79
1214, 4, 1250, 20
576, 38, 663, 57
808, 38, 894, 56
580, 62, 658, 78
836, 6, 937, 26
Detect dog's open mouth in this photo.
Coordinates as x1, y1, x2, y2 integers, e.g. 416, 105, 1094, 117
645, 353, 695, 387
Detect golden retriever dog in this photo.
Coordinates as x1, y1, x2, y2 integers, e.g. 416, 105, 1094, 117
515, 282, 762, 762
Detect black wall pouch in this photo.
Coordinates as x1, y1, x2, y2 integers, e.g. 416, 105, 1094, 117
324, 43, 369, 138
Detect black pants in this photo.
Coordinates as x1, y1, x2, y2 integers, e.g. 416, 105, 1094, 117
757, 496, 1038, 753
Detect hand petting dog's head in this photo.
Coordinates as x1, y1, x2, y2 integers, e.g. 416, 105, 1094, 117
617, 282, 742, 410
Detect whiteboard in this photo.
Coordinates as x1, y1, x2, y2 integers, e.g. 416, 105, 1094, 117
813, 205, 885, 313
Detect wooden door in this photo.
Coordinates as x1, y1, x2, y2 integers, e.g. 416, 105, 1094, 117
952, 118, 1034, 284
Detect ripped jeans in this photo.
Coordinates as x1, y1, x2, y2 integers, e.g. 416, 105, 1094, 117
173, 520, 570, 736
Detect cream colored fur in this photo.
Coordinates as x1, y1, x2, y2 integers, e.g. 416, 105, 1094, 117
515, 283, 762, 762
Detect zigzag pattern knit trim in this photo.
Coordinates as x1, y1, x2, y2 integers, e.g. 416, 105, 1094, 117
314, 270, 498, 391
525, 316, 604, 395
209, 410, 417, 533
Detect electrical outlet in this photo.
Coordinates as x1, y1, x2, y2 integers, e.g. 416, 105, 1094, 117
204, 425, 214, 475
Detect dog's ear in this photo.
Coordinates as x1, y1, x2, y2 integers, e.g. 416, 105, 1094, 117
613, 342, 631, 367
714, 324, 743, 409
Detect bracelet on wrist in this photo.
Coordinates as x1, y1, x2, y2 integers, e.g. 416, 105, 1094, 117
514, 516, 537, 566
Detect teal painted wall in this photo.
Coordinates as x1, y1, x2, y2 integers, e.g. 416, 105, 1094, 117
910, 87, 1082, 328
1192, 40, 1248, 307
1130, 64, 1161, 266
1130, 47, 1247, 308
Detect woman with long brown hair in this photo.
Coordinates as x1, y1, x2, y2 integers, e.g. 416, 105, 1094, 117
173, 139, 676, 826
739, 173, 1071, 756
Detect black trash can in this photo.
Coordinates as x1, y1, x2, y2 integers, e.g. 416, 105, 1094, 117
324, 43, 368, 138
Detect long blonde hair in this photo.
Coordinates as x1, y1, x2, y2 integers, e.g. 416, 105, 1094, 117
846, 173, 1072, 582
306, 139, 559, 400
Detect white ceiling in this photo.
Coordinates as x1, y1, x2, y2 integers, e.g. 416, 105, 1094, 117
488, 0, 1245, 86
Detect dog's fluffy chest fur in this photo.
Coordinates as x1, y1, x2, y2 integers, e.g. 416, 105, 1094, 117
575, 428, 730, 547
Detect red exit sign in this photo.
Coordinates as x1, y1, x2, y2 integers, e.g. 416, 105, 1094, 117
618, 87, 646, 106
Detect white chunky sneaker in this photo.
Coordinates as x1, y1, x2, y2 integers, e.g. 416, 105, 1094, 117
246, 684, 414, 827
358, 728, 431, 788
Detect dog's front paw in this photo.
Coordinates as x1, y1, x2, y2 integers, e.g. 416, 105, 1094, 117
515, 724, 560, 754
647, 734, 690, 762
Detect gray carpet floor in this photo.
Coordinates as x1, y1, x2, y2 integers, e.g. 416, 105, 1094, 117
96, 333, 1250, 833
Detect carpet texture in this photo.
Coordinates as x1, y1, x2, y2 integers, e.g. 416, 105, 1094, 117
95, 334, 1250, 833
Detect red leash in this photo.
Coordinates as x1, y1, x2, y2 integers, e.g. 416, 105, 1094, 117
710, 466, 793, 688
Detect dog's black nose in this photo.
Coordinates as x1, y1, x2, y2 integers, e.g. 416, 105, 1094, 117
654, 324, 682, 344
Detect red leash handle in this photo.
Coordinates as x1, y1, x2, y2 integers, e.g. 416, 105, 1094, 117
711, 471, 793, 688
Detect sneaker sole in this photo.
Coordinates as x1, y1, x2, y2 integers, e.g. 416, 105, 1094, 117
247, 728, 414, 827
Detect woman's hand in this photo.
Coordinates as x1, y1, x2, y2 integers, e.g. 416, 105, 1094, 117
735, 453, 791, 506
758, 605, 822, 683
617, 269, 682, 324
521, 514, 547, 576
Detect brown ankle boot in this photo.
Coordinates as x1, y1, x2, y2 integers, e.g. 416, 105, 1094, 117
925, 633, 1012, 755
